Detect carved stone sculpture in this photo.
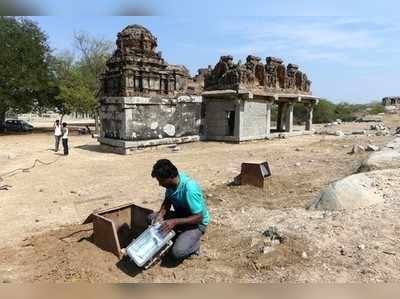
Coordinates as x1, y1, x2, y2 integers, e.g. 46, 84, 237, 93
286, 63, 299, 90
204, 55, 312, 94
101, 25, 190, 97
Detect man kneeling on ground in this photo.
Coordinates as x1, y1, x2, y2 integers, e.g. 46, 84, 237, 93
149, 159, 209, 261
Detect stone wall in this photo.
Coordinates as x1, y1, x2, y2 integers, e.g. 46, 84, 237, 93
99, 96, 204, 152
99, 100, 125, 140
204, 96, 272, 142
240, 100, 270, 140
204, 98, 239, 141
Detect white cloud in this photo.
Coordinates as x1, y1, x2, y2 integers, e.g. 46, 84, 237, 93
223, 18, 380, 49
212, 17, 400, 69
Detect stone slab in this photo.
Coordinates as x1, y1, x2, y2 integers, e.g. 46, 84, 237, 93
98, 135, 200, 154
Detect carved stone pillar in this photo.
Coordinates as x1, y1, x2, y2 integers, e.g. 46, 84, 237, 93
266, 102, 271, 137
277, 102, 286, 132
305, 103, 314, 131
285, 101, 294, 133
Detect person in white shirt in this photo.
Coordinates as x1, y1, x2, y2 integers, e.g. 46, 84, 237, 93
53, 120, 62, 152
62, 122, 69, 155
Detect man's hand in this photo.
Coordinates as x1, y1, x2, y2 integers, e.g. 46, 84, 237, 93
160, 219, 177, 233
152, 212, 164, 225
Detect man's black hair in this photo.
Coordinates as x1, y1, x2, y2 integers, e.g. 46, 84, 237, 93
151, 159, 178, 179
62, 122, 67, 127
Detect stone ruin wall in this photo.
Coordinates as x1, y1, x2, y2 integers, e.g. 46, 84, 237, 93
100, 96, 203, 142
382, 97, 400, 106
203, 55, 312, 95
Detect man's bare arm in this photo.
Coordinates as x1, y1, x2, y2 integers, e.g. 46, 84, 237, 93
154, 198, 171, 223
160, 213, 203, 233
173, 213, 202, 226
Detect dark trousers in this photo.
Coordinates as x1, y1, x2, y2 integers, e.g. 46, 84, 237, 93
55, 135, 61, 152
147, 211, 207, 260
62, 138, 69, 155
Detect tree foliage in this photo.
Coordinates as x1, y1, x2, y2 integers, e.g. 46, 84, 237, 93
0, 17, 53, 129
50, 53, 96, 118
293, 99, 385, 124
73, 31, 114, 94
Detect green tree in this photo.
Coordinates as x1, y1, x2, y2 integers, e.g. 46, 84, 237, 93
369, 103, 385, 115
293, 103, 308, 124
334, 102, 355, 122
313, 99, 336, 123
74, 31, 114, 93
0, 17, 53, 131
73, 31, 113, 133
50, 53, 96, 121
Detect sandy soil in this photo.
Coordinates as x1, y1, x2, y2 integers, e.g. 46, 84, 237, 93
0, 115, 399, 282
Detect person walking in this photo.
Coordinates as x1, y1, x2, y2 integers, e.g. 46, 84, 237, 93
53, 120, 62, 152
61, 122, 69, 155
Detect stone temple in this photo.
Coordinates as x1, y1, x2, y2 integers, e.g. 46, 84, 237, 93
202, 55, 317, 142
98, 25, 319, 154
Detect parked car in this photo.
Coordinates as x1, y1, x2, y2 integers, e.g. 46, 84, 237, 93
3, 119, 34, 132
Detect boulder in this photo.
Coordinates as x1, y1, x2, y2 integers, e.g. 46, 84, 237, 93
370, 124, 386, 131
352, 130, 367, 135
350, 144, 365, 154
356, 116, 384, 123
385, 137, 400, 151
309, 173, 383, 210
366, 145, 379, 152
335, 130, 345, 137
359, 149, 400, 172
375, 130, 389, 136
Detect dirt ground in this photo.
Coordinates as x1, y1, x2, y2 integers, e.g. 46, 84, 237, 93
0, 115, 399, 282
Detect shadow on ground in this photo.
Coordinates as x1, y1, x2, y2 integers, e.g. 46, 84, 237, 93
116, 256, 144, 278
75, 144, 112, 154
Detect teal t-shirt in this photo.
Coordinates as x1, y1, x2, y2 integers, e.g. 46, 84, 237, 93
165, 172, 210, 226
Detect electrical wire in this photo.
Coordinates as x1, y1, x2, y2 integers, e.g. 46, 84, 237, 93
0, 157, 61, 189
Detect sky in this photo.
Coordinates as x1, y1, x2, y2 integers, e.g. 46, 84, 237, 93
6, 0, 400, 103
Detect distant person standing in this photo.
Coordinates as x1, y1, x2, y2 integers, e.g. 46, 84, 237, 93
53, 120, 62, 152
62, 122, 69, 155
